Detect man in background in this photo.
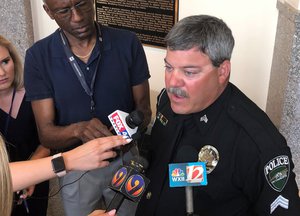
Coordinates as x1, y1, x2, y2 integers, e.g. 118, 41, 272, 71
24, 0, 151, 215
136, 15, 300, 216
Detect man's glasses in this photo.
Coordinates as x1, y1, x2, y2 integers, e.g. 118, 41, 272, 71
53, 0, 93, 20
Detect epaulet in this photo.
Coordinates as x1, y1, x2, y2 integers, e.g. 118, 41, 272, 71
226, 85, 286, 155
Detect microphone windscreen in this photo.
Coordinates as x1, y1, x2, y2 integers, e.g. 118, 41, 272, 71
175, 145, 198, 163
126, 110, 144, 128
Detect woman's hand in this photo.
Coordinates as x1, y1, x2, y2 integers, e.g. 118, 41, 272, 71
63, 135, 131, 172
88, 209, 116, 216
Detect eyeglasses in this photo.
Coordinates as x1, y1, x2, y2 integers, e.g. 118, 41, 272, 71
53, 0, 93, 20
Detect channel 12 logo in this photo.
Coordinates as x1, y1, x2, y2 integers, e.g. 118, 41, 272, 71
186, 165, 204, 183
169, 162, 207, 187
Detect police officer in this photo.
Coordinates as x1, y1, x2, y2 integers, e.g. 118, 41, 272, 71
136, 15, 300, 216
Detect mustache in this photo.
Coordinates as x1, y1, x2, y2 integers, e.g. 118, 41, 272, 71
166, 87, 188, 98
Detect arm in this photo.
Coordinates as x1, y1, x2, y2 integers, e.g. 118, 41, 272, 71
132, 80, 152, 130
10, 135, 129, 191
23, 145, 50, 196
31, 98, 112, 149
29, 145, 50, 159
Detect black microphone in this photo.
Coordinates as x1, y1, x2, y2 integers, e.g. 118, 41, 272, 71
175, 145, 199, 216
106, 156, 150, 212
125, 110, 144, 129
108, 110, 144, 140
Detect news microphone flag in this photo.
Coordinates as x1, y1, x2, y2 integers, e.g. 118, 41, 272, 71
108, 110, 138, 138
109, 165, 150, 202
169, 162, 207, 187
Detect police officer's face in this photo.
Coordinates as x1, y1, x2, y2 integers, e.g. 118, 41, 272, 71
164, 47, 230, 114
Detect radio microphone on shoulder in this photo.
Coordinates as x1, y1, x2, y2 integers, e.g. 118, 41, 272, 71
105, 156, 150, 213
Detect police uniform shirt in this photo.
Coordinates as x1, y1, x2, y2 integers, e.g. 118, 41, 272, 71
136, 83, 300, 216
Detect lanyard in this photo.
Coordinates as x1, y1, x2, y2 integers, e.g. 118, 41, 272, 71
60, 23, 103, 114
3, 88, 16, 154
4, 88, 16, 137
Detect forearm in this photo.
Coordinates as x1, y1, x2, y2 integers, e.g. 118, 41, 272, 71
10, 135, 129, 192
10, 157, 56, 191
38, 122, 83, 149
133, 81, 152, 130
139, 104, 152, 129
30, 145, 50, 159
10, 152, 77, 191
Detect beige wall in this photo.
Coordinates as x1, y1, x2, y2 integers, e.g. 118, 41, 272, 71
30, 0, 278, 114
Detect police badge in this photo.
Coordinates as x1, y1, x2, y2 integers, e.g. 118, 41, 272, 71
198, 145, 219, 174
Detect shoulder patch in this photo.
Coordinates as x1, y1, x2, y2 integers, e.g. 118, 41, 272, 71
264, 155, 290, 192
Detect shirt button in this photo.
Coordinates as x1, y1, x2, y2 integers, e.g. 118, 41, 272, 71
146, 192, 152, 199
87, 67, 89, 70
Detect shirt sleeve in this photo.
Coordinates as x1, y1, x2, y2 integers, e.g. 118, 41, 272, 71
128, 33, 151, 86
24, 45, 53, 101
238, 138, 300, 215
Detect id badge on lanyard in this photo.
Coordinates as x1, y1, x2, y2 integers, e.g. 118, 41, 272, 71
59, 22, 103, 115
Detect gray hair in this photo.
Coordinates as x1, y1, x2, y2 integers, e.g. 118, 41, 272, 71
165, 15, 235, 67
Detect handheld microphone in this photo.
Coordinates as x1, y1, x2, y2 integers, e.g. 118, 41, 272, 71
108, 110, 144, 139
106, 156, 150, 212
169, 145, 207, 216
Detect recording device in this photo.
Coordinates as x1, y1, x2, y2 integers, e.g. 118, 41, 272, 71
108, 110, 144, 140
106, 156, 150, 212
169, 145, 207, 216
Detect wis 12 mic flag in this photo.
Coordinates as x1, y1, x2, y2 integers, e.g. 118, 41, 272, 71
108, 110, 143, 139
106, 157, 150, 212
169, 162, 208, 187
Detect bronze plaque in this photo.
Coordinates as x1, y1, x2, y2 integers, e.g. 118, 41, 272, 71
95, 0, 179, 48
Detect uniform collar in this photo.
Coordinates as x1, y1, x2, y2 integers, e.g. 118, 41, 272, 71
183, 84, 232, 135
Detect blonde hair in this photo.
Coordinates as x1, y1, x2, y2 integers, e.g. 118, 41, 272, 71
0, 35, 24, 90
0, 135, 13, 216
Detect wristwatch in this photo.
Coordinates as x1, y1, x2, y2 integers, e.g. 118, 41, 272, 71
51, 153, 67, 177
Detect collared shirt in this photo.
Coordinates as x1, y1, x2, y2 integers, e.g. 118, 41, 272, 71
24, 25, 150, 127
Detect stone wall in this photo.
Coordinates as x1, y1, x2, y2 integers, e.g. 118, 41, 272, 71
266, 1, 300, 186
0, 1, 34, 60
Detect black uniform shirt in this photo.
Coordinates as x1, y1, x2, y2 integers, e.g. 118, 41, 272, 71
136, 83, 300, 216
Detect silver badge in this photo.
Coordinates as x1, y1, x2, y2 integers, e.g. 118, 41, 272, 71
198, 145, 219, 174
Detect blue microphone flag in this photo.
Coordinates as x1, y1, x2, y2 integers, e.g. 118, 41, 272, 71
169, 162, 208, 187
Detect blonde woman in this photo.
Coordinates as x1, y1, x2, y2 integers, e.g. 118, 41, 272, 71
0, 35, 51, 215
0, 134, 127, 216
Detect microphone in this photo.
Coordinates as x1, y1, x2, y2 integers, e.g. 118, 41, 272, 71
108, 110, 144, 140
106, 156, 150, 212
169, 145, 207, 216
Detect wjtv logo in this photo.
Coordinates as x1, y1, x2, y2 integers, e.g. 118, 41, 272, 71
169, 162, 207, 187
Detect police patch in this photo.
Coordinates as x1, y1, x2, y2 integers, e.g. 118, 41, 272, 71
264, 155, 290, 192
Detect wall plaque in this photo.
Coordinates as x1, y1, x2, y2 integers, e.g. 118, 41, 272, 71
95, 0, 179, 48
